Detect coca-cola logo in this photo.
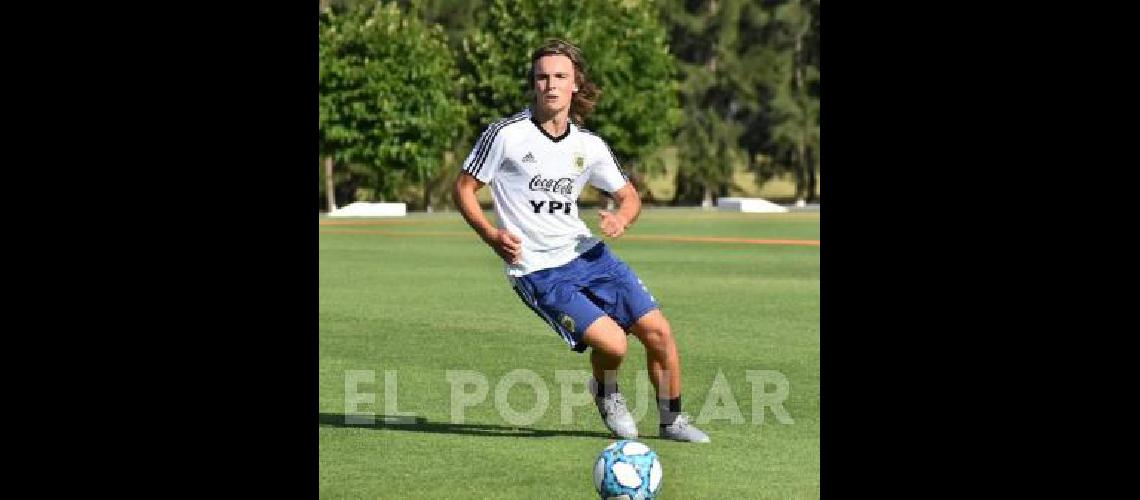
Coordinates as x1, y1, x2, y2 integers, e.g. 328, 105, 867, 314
529, 175, 574, 195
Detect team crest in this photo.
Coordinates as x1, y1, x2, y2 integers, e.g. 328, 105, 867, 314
571, 152, 586, 175
560, 313, 576, 333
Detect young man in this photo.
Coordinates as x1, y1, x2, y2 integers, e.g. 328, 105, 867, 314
453, 39, 709, 443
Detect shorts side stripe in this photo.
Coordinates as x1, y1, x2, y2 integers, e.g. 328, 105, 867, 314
512, 284, 576, 348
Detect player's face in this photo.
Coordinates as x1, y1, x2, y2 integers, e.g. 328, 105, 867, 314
532, 54, 576, 116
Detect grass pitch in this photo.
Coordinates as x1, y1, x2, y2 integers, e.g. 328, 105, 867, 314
319, 208, 820, 499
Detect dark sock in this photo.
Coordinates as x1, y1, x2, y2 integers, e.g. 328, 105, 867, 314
594, 379, 619, 398
658, 397, 682, 427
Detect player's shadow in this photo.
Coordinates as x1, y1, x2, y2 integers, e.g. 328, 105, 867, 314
318, 413, 613, 439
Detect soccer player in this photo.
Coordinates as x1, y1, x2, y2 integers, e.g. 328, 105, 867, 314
453, 39, 709, 443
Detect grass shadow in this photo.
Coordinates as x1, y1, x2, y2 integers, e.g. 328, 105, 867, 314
318, 413, 615, 439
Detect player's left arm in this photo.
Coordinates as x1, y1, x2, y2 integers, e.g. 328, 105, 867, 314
598, 183, 640, 238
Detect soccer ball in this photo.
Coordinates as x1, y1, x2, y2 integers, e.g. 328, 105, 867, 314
592, 440, 663, 500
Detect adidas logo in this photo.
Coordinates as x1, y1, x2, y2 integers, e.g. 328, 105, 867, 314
522, 152, 537, 163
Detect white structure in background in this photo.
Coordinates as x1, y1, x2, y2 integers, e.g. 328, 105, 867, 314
716, 197, 789, 213
328, 202, 407, 217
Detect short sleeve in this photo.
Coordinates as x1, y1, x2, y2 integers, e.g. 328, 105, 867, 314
587, 136, 628, 193
460, 124, 507, 183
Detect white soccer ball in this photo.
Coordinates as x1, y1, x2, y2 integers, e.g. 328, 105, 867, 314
592, 440, 663, 499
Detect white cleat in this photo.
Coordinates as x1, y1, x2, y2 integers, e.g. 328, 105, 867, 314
660, 414, 710, 443
590, 381, 639, 439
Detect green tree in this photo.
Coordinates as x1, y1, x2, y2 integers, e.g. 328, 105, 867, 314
319, 2, 467, 208
397, 0, 485, 50
662, 0, 755, 206
763, 0, 819, 203
398, 0, 486, 210
462, 0, 681, 197
662, 0, 819, 205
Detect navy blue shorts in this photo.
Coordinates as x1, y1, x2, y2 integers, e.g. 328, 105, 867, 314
511, 242, 660, 353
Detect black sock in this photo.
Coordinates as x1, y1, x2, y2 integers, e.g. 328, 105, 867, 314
658, 397, 682, 427
593, 379, 619, 398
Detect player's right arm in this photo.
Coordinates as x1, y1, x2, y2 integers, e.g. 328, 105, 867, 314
453, 173, 522, 264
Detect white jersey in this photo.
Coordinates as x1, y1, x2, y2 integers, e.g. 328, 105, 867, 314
460, 107, 628, 277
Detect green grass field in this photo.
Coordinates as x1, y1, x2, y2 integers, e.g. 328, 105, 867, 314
319, 209, 820, 499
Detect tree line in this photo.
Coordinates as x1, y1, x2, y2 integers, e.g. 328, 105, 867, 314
319, 0, 819, 211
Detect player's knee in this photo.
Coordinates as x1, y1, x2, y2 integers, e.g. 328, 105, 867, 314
584, 316, 628, 358
639, 322, 674, 351
586, 331, 626, 359
607, 334, 629, 358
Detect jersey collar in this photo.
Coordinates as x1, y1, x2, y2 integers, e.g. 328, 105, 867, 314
525, 107, 573, 143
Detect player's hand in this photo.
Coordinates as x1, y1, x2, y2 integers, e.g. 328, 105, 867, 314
487, 228, 523, 264
598, 211, 629, 238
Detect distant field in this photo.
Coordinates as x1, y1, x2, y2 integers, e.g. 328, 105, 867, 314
319, 209, 820, 498
635, 146, 821, 203
415, 146, 819, 207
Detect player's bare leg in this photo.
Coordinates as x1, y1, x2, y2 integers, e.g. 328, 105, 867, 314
631, 310, 710, 443
582, 315, 637, 439
630, 310, 681, 398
